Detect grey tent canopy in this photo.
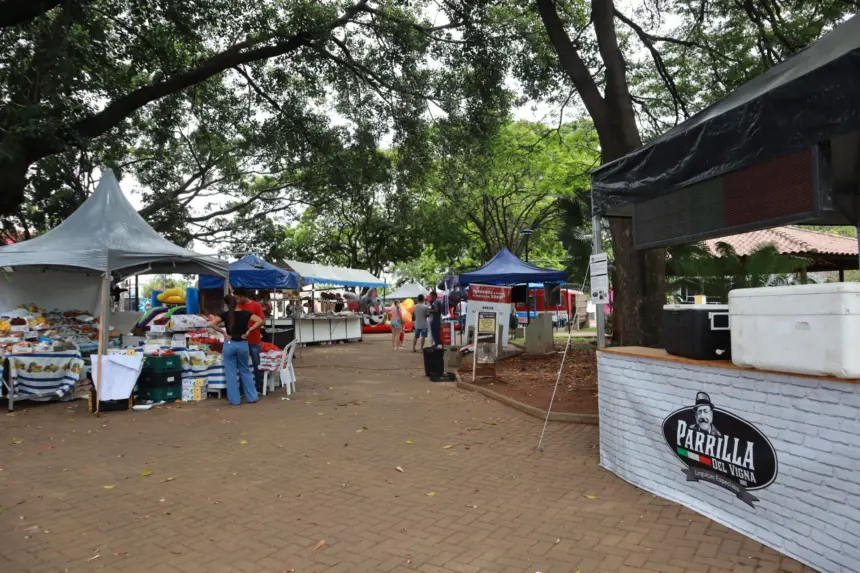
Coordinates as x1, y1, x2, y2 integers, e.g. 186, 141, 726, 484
0, 170, 228, 278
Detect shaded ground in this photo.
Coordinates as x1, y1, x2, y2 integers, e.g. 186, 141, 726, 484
0, 335, 813, 573
462, 343, 599, 415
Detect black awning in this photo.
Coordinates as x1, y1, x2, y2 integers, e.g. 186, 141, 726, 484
591, 15, 860, 216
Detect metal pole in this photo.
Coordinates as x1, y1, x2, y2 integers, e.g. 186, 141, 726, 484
592, 214, 606, 349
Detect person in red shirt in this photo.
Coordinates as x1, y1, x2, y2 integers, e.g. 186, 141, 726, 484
233, 288, 264, 389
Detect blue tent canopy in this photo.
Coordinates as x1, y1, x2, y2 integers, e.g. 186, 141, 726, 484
199, 255, 300, 290
459, 248, 567, 286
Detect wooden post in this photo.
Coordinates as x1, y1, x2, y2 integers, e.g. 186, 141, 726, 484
95, 275, 110, 417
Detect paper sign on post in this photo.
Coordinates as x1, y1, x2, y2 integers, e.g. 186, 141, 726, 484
590, 253, 610, 305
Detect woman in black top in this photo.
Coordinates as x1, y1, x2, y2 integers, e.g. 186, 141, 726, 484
209, 294, 264, 405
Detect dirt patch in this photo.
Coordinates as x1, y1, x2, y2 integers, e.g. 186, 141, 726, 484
460, 344, 598, 414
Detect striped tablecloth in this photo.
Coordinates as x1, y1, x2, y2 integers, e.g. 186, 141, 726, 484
176, 349, 226, 389
3, 351, 84, 399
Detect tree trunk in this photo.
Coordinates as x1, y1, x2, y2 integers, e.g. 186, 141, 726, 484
0, 154, 32, 215
534, 0, 667, 347
609, 218, 665, 346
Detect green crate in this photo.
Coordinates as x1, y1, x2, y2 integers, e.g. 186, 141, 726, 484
138, 385, 180, 403
143, 354, 183, 373
137, 369, 182, 389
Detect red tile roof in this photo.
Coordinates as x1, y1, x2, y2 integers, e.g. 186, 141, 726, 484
703, 226, 858, 257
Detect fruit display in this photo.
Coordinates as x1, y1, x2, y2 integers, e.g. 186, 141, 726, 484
0, 304, 119, 353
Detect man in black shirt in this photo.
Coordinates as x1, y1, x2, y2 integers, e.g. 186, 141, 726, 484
428, 291, 443, 347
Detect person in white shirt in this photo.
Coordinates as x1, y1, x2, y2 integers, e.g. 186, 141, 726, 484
457, 299, 467, 332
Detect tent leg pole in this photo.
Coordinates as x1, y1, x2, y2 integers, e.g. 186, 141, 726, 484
592, 215, 606, 350
95, 274, 111, 417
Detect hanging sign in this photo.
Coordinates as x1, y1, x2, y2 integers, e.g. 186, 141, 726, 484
589, 253, 609, 305
661, 391, 778, 508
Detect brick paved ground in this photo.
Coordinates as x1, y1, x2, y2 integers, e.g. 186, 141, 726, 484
0, 336, 815, 573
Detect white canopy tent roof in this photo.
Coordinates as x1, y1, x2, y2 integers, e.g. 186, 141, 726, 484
386, 282, 429, 300
279, 260, 386, 288
0, 170, 228, 278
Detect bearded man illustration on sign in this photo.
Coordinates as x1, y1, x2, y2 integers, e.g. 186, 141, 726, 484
693, 392, 722, 437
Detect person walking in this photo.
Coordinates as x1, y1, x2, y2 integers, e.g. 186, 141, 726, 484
412, 294, 430, 352
209, 294, 264, 405
386, 301, 404, 350
233, 288, 264, 391
456, 297, 467, 336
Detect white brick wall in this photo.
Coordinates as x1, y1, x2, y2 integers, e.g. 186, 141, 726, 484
599, 352, 860, 573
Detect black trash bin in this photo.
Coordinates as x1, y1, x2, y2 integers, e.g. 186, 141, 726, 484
423, 347, 445, 378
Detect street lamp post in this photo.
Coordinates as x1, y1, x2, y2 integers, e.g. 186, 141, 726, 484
520, 229, 534, 324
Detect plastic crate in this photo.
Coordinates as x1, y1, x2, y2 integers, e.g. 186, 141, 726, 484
88, 389, 133, 413
138, 385, 180, 403
143, 354, 183, 373
137, 369, 182, 389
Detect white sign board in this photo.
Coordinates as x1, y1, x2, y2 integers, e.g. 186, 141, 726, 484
464, 284, 512, 347
589, 253, 610, 305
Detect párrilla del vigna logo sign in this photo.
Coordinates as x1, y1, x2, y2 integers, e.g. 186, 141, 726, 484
662, 392, 778, 508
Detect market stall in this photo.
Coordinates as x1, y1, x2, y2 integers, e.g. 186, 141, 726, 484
277, 259, 386, 345
198, 254, 301, 348
0, 170, 228, 411
459, 248, 567, 345
590, 15, 860, 573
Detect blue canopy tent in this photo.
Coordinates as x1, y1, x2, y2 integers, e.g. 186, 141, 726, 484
459, 248, 567, 327
458, 248, 567, 286
199, 255, 299, 290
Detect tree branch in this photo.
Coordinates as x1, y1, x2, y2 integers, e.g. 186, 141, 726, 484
534, 0, 607, 125
0, 0, 64, 29
613, 9, 689, 121
51, 0, 369, 152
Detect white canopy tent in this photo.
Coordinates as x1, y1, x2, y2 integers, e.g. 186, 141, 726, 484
279, 260, 386, 288
386, 283, 429, 300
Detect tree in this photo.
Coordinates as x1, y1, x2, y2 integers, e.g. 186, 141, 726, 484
497, 0, 857, 345
277, 140, 443, 275
433, 120, 597, 262
0, 0, 510, 216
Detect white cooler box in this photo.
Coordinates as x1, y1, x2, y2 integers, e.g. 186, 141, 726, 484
730, 283, 860, 378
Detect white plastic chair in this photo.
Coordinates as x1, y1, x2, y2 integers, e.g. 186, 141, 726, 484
262, 340, 297, 396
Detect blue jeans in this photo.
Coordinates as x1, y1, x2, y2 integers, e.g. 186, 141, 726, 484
223, 340, 258, 405
248, 343, 262, 386
430, 319, 441, 347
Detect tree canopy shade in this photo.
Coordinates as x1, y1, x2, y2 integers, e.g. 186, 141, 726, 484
458, 248, 566, 286
0, 170, 227, 277
0, 0, 510, 215
591, 14, 860, 216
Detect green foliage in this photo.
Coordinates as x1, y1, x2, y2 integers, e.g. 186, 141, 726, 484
431, 119, 598, 262
0, 0, 512, 236
666, 242, 810, 302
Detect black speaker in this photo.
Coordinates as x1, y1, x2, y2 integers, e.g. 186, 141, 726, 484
511, 284, 528, 303
544, 284, 561, 307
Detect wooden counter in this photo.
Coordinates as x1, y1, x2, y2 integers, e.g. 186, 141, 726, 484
600, 346, 860, 384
